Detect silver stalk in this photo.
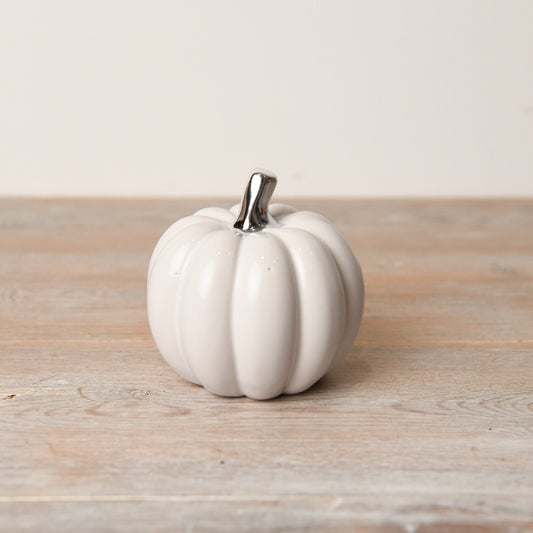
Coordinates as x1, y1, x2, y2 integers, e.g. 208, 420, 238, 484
234, 169, 277, 232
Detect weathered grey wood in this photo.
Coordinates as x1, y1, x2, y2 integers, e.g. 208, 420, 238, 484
0, 198, 532, 531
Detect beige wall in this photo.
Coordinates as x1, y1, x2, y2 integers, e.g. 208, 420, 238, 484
1, 1, 531, 197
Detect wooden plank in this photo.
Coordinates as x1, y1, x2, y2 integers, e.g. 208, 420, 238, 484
0, 198, 532, 531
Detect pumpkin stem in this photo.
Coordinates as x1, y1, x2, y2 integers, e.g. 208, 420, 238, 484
234, 169, 277, 232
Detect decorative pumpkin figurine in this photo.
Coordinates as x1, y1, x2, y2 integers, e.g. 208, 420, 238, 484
147, 170, 364, 400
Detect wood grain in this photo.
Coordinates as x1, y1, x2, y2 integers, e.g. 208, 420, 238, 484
0, 198, 532, 532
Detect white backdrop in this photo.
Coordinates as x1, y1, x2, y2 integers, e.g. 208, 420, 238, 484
1, 1, 532, 197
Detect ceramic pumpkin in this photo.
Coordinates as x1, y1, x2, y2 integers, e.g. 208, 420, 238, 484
147, 170, 364, 399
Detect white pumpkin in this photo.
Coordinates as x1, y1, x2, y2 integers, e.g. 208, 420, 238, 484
147, 170, 364, 400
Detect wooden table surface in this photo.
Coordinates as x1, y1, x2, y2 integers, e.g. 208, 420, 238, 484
1, 198, 532, 532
